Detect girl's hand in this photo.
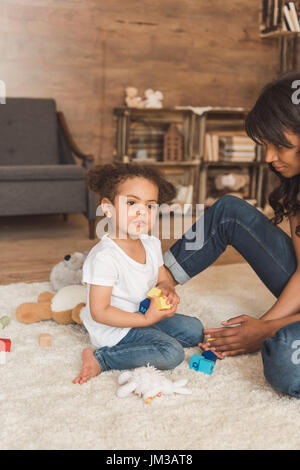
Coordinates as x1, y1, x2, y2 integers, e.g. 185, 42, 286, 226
200, 315, 272, 357
156, 281, 180, 309
144, 295, 177, 326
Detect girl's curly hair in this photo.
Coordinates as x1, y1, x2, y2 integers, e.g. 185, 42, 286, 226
85, 162, 177, 205
245, 71, 300, 236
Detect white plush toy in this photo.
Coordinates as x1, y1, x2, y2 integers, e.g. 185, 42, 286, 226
143, 89, 164, 109
214, 173, 249, 192
50, 251, 89, 291
117, 365, 192, 404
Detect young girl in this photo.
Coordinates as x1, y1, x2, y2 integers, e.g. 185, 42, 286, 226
73, 163, 204, 384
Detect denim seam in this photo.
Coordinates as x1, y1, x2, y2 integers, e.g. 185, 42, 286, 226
163, 250, 191, 284
176, 217, 292, 278
174, 337, 196, 347
94, 350, 108, 372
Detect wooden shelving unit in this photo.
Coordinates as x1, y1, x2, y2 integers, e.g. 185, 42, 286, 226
113, 107, 206, 207
259, 1, 300, 73
113, 107, 267, 210
198, 108, 266, 208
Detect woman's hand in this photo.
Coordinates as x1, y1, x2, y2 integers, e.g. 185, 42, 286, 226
199, 315, 273, 357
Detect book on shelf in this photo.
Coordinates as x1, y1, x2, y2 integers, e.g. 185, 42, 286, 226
260, 1, 300, 34
260, 0, 282, 33
204, 133, 256, 162
290, 1, 300, 29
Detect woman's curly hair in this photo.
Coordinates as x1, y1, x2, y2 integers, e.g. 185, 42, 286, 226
85, 162, 177, 206
245, 71, 300, 236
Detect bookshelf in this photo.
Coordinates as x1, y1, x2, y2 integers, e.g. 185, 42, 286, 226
260, 1, 300, 73
198, 109, 266, 208
113, 107, 206, 208
113, 107, 266, 210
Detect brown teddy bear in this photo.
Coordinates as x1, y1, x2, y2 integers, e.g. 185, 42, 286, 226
16, 285, 87, 325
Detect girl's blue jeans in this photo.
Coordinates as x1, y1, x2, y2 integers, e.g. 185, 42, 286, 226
94, 313, 204, 373
163, 195, 300, 398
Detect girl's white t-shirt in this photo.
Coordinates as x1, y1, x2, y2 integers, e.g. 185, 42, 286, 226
80, 233, 164, 348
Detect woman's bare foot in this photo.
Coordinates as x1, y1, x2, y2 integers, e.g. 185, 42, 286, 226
73, 348, 101, 384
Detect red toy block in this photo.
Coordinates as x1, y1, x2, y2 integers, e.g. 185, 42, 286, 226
0, 338, 11, 352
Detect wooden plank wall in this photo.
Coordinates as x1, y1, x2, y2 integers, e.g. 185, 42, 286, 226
0, 0, 280, 164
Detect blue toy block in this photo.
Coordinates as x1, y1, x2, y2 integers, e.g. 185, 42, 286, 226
198, 357, 214, 374
189, 354, 202, 371
138, 297, 150, 314
202, 350, 218, 362
189, 353, 214, 374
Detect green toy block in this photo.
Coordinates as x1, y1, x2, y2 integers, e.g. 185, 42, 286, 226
0, 316, 10, 330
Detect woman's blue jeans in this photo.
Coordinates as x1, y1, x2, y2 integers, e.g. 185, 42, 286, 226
163, 194, 300, 398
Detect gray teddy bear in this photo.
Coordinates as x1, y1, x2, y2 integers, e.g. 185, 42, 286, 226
50, 251, 89, 291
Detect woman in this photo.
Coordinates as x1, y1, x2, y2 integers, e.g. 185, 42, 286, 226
163, 71, 300, 398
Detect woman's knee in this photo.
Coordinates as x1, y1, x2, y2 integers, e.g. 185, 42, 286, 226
215, 194, 245, 211
214, 195, 253, 220
261, 322, 300, 398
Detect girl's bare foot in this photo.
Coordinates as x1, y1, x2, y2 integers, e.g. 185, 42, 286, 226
73, 348, 101, 384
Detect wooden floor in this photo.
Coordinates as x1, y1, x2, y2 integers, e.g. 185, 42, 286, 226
0, 210, 290, 285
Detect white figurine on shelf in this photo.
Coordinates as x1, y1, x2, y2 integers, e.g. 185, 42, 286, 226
125, 87, 144, 108
117, 364, 192, 404
214, 173, 249, 192
143, 88, 164, 108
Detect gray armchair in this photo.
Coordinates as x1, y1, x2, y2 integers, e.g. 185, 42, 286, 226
0, 98, 98, 239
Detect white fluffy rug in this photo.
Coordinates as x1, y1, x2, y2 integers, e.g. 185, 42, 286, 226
1, 263, 300, 450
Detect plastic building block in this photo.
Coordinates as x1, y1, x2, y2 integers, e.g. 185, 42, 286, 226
39, 333, 52, 347
139, 287, 172, 313
155, 296, 171, 310
0, 338, 11, 352
0, 338, 11, 365
198, 357, 214, 374
139, 298, 151, 314
202, 350, 218, 362
147, 287, 162, 298
146, 287, 171, 310
189, 353, 214, 374
189, 354, 203, 371
0, 316, 10, 330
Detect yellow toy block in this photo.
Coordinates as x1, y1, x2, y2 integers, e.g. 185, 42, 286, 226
156, 296, 171, 310
146, 287, 171, 310
147, 287, 162, 298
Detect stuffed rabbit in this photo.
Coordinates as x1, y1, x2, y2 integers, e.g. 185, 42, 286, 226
117, 365, 192, 404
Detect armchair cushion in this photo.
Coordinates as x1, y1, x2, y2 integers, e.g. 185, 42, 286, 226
0, 165, 85, 182
0, 98, 59, 166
